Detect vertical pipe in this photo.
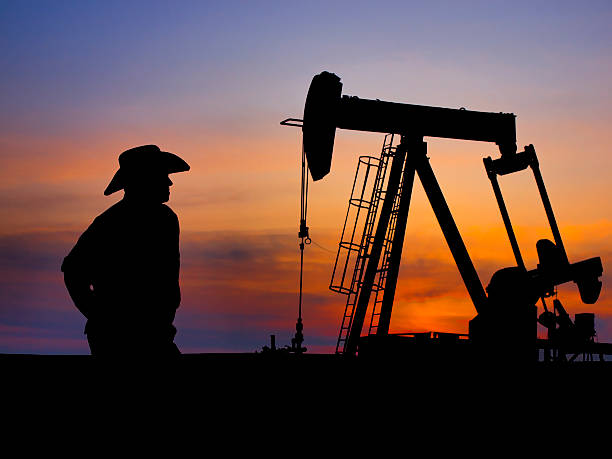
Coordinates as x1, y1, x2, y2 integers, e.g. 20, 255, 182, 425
415, 145, 489, 314
344, 144, 408, 355
376, 138, 418, 335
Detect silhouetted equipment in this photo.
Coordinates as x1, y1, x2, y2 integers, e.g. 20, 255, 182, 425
330, 135, 400, 352
282, 71, 607, 362
302, 71, 517, 181
537, 300, 604, 362
483, 144, 603, 306
274, 122, 311, 354
292, 131, 309, 355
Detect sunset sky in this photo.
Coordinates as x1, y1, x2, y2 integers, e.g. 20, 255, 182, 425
1, 0, 611, 354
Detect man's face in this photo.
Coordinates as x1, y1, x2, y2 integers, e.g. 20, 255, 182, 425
127, 171, 172, 203
149, 173, 172, 203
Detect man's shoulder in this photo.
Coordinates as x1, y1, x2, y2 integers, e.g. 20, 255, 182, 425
159, 204, 179, 224
61, 202, 124, 271
93, 200, 127, 224
92, 201, 178, 228
160, 203, 177, 217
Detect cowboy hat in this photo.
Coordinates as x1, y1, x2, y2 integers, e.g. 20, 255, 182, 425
104, 145, 190, 196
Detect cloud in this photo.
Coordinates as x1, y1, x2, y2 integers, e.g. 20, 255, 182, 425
0, 324, 87, 354
1, 225, 610, 354
0, 231, 75, 271
176, 230, 340, 351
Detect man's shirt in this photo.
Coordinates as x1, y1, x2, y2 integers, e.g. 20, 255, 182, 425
62, 199, 181, 335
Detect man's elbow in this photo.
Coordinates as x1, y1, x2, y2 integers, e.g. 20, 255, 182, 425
63, 270, 92, 311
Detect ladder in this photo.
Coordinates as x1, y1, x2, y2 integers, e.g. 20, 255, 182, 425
333, 134, 396, 353
368, 163, 406, 335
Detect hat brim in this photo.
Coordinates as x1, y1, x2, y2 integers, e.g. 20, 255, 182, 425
104, 151, 190, 196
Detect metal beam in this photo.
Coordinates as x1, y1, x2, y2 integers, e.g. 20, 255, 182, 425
337, 96, 516, 151
415, 144, 489, 315
376, 138, 418, 335
484, 158, 526, 270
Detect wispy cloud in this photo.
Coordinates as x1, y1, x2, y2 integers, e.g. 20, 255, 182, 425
0, 216, 610, 354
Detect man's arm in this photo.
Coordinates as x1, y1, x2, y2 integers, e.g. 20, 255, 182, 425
167, 209, 181, 312
61, 221, 99, 320
159, 206, 181, 314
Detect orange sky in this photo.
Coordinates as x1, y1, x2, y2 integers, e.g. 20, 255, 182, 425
1, 2, 610, 354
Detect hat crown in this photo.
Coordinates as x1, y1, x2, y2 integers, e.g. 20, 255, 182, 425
118, 145, 163, 170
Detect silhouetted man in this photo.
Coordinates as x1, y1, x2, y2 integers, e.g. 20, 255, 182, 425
62, 145, 190, 356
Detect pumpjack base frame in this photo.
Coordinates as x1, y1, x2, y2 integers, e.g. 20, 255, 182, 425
357, 333, 612, 363
358, 333, 471, 363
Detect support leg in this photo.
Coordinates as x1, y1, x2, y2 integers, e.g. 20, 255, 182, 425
376, 138, 418, 335
415, 143, 489, 314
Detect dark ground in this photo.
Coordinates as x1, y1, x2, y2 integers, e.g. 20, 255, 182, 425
2, 352, 610, 447
3, 351, 610, 398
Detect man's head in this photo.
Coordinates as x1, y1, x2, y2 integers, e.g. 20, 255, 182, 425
104, 145, 190, 203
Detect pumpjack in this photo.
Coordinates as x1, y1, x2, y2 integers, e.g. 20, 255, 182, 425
282, 71, 607, 363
